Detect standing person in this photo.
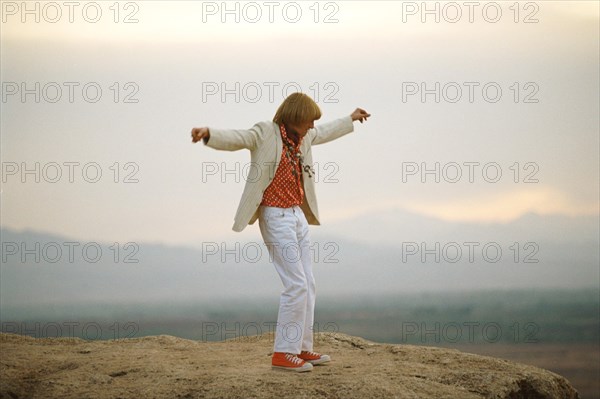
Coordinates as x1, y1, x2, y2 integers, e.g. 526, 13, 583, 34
191, 93, 370, 372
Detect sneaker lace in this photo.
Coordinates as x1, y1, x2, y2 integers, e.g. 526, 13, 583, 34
285, 353, 302, 365
303, 351, 318, 357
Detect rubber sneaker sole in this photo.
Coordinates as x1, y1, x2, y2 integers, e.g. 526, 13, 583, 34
305, 354, 331, 365
271, 363, 313, 372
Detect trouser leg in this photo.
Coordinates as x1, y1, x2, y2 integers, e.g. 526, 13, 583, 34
296, 207, 315, 352
259, 206, 314, 354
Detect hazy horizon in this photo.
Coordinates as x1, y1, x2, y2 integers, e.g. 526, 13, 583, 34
2, 1, 598, 248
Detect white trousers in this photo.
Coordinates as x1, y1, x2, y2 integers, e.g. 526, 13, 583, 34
258, 205, 315, 354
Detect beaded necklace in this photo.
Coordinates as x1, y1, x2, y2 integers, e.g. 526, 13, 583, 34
280, 124, 315, 179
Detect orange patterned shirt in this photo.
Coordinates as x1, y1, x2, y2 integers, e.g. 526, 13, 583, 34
260, 124, 304, 207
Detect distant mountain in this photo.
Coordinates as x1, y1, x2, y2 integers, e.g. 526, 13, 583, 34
321, 208, 599, 245
1, 210, 598, 311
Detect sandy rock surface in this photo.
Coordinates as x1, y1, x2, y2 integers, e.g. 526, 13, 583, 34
0, 332, 578, 399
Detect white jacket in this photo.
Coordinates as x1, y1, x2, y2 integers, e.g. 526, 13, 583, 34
205, 116, 354, 232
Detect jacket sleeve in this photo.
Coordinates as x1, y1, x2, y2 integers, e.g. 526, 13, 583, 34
309, 116, 354, 145
204, 122, 264, 151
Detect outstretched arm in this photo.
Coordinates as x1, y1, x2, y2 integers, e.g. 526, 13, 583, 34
311, 108, 371, 145
191, 124, 262, 151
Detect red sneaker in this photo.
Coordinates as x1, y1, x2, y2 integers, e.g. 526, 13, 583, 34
272, 352, 313, 372
298, 350, 331, 365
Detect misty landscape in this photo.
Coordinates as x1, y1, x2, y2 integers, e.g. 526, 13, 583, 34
1, 215, 598, 397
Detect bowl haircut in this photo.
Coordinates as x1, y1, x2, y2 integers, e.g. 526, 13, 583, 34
273, 92, 322, 126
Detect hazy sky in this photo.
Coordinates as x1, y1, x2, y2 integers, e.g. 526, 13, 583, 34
1, 1, 598, 247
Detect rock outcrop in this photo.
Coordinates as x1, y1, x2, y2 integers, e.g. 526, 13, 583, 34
0, 332, 579, 398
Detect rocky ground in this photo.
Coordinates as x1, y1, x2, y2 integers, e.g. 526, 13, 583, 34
0, 332, 579, 398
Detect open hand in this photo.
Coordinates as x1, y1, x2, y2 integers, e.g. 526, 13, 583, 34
351, 108, 371, 123
191, 127, 209, 143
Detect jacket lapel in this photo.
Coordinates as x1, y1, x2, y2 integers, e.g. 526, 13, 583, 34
273, 122, 283, 166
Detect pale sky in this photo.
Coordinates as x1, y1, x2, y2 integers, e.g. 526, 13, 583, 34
1, 1, 598, 247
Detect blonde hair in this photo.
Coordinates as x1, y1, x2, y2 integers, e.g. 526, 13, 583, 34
273, 92, 322, 126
